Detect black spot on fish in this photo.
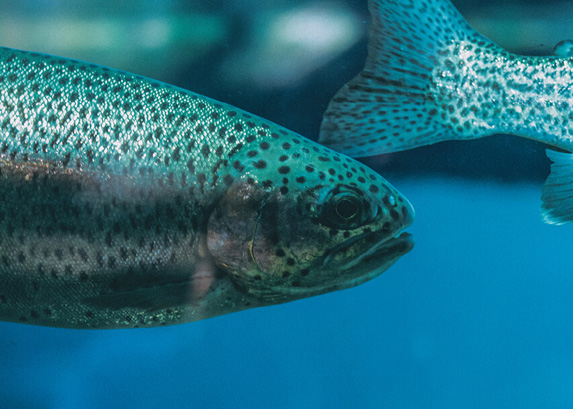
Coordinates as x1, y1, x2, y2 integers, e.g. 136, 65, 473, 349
233, 160, 244, 172
254, 160, 267, 169
223, 174, 234, 186
197, 173, 207, 191
202, 144, 210, 158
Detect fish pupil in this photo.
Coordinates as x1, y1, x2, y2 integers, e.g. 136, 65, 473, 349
336, 197, 359, 220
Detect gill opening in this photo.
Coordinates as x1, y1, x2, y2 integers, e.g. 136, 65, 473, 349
248, 196, 269, 266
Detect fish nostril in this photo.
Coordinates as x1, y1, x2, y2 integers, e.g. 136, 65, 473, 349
401, 200, 415, 226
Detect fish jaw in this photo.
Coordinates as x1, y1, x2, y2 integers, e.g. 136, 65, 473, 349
274, 232, 414, 300
322, 232, 414, 292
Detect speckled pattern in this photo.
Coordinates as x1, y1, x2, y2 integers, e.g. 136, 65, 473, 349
319, 0, 573, 156
0, 47, 413, 328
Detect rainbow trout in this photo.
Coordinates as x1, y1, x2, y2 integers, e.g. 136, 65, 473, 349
0, 46, 413, 328
320, 0, 573, 225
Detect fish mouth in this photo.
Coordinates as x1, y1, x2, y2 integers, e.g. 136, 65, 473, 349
254, 231, 413, 301
322, 231, 414, 285
276, 230, 413, 298
324, 231, 412, 267
347, 232, 413, 280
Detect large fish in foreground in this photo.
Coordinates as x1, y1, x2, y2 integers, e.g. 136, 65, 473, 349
0, 45, 413, 328
320, 0, 573, 225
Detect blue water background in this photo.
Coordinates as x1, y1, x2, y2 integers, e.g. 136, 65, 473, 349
1, 0, 573, 407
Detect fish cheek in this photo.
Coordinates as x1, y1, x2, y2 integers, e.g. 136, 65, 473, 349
251, 198, 327, 279
206, 182, 266, 276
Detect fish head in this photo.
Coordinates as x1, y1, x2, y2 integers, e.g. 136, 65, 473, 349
206, 147, 414, 302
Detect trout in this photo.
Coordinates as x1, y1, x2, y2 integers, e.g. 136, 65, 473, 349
0, 47, 413, 328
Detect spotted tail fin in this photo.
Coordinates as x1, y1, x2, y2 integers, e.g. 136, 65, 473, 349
319, 0, 498, 157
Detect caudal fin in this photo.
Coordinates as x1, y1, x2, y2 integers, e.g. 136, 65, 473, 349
319, 0, 500, 157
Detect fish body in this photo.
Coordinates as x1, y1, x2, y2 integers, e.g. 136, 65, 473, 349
0, 47, 413, 328
320, 0, 573, 224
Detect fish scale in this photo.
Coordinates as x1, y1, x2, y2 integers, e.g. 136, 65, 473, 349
0, 48, 254, 194
0, 46, 414, 328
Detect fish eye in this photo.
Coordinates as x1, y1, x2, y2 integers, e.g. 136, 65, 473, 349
321, 186, 374, 230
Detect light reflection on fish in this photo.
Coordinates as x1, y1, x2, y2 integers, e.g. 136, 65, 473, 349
0, 44, 413, 328
320, 0, 573, 225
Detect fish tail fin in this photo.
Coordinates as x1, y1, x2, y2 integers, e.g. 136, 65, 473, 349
541, 149, 573, 225
319, 0, 502, 157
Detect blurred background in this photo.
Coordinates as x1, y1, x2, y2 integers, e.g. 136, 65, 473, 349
1, 1, 573, 408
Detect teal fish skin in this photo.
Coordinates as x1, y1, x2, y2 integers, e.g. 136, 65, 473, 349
0, 47, 413, 329
319, 0, 573, 224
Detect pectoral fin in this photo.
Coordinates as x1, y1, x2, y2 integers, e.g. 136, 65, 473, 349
541, 149, 573, 225
85, 262, 219, 312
